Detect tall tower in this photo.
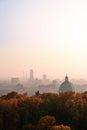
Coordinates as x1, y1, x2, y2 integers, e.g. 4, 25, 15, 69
43, 74, 47, 81
30, 69, 34, 80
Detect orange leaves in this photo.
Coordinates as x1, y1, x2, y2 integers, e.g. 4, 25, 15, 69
0, 91, 87, 130
37, 115, 56, 130
51, 125, 71, 130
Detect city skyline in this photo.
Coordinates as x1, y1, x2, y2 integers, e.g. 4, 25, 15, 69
1, 0, 87, 79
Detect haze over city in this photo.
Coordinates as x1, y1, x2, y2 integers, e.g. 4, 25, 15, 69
1, 0, 87, 79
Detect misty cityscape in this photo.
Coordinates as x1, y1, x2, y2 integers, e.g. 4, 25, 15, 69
1, 0, 87, 130
0, 69, 87, 96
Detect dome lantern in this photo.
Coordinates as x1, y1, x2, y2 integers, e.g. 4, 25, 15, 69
65, 75, 68, 81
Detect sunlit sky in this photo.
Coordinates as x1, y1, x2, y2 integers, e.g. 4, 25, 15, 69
0, 0, 87, 79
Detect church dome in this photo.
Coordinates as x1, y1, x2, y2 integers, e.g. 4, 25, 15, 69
59, 76, 74, 92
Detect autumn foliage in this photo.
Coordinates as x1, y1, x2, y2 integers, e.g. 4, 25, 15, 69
0, 91, 87, 130
50, 125, 71, 130
37, 115, 56, 130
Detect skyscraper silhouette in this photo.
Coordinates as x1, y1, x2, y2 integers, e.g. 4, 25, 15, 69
30, 69, 34, 80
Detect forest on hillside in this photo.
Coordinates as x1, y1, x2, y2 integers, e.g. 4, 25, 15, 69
0, 91, 87, 130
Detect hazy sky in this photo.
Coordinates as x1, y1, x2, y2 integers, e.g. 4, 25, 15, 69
0, 0, 87, 79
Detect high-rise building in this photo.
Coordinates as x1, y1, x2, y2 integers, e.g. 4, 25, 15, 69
42, 74, 49, 85
43, 74, 47, 81
30, 69, 34, 80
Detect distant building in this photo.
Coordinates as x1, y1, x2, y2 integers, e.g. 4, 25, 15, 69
43, 74, 47, 80
11, 77, 19, 85
14, 83, 25, 93
59, 76, 74, 93
42, 74, 49, 85
30, 69, 34, 80
52, 80, 58, 86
